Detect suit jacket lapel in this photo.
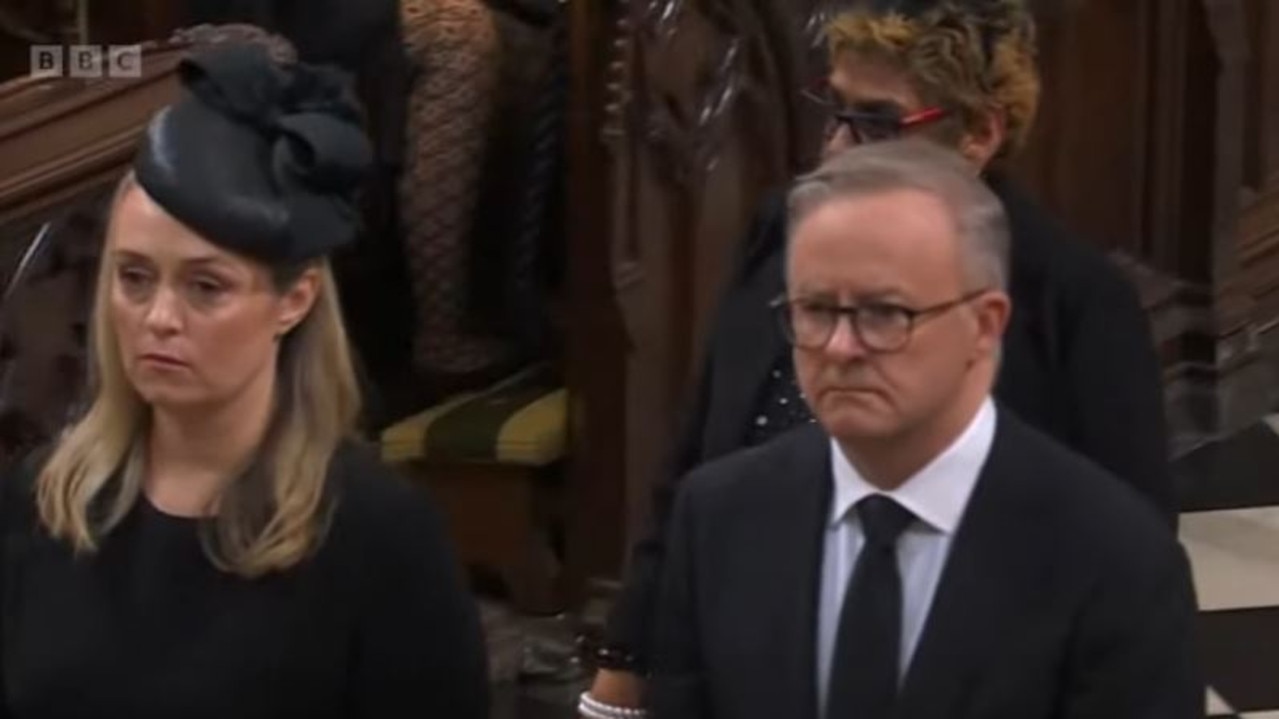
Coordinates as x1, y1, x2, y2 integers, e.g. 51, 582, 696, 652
750, 426, 831, 719
895, 411, 1050, 719
702, 246, 788, 459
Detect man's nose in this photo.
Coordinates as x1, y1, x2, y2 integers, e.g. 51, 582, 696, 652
823, 315, 868, 359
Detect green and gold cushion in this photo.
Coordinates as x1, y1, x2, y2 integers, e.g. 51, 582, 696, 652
380, 365, 567, 467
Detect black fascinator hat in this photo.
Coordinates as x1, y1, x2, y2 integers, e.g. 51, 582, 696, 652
133, 43, 373, 265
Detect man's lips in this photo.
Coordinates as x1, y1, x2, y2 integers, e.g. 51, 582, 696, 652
821, 386, 881, 400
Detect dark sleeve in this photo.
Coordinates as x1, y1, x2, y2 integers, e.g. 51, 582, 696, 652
1061, 267, 1176, 525
1061, 544, 1202, 718
0, 463, 14, 719
647, 480, 706, 719
601, 188, 789, 667
348, 482, 489, 718
0, 450, 42, 719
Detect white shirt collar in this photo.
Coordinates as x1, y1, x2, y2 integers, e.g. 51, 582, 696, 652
828, 397, 997, 534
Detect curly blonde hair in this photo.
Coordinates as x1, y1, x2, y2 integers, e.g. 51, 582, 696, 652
826, 0, 1040, 162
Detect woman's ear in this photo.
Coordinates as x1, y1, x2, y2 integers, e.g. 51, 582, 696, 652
275, 267, 321, 337
960, 107, 1007, 170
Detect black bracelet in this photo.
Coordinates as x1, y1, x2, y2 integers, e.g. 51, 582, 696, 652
593, 644, 641, 672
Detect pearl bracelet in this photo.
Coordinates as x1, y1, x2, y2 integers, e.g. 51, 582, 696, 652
577, 691, 648, 719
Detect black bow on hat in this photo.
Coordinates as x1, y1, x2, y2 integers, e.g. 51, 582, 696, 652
133, 42, 372, 264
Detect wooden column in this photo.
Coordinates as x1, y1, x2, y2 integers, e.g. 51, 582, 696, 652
562, 0, 629, 598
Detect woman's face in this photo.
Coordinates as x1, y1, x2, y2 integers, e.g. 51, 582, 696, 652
106, 185, 317, 411
822, 50, 1004, 168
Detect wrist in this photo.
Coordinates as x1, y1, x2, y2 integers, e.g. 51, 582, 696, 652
579, 690, 648, 719
588, 668, 646, 708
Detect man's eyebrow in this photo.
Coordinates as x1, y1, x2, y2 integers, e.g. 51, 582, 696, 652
791, 288, 910, 303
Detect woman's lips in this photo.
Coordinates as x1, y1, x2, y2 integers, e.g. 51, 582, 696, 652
139, 353, 188, 368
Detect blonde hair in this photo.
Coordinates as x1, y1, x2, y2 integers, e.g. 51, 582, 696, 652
826, 0, 1040, 162
35, 173, 363, 578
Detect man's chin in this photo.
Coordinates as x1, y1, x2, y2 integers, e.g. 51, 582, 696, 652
819, 406, 901, 442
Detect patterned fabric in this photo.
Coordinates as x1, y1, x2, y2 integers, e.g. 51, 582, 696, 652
468, 2, 564, 358
399, 0, 516, 381
0, 198, 105, 466
380, 365, 566, 466
745, 355, 815, 445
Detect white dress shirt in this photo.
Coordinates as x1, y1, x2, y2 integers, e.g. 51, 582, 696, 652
815, 398, 997, 715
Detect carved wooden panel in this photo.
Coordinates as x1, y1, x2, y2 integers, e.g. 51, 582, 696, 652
1008, 0, 1215, 283
564, 0, 815, 583
614, 0, 817, 552
1218, 0, 1279, 333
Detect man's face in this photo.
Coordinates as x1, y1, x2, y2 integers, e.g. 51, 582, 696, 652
786, 189, 1005, 443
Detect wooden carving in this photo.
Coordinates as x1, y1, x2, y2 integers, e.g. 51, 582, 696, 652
578, 0, 812, 575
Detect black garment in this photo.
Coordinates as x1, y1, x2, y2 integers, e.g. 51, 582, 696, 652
0, 442, 489, 719
604, 175, 1175, 669
825, 496, 915, 719
744, 357, 814, 445
649, 411, 1201, 719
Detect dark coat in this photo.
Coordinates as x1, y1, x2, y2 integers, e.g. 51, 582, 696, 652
0, 441, 489, 718
649, 412, 1200, 719
604, 175, 1175, 667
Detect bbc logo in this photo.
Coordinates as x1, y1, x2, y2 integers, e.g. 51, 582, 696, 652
30, 45, 142, 79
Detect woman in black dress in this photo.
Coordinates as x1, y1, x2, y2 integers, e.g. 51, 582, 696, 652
0, 44, 488, 718
582, 0, 1174, 714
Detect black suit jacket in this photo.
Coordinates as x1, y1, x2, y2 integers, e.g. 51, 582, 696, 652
604, 175, 1175, 665
649, 411, 1201, 719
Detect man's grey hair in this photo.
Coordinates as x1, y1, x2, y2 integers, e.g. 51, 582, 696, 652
787, 138, 1010, 291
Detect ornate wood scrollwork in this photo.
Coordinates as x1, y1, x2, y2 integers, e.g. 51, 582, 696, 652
645, 0, 684, 44
600, 0, 633, 147
643, 38, 746, 184
802, 1, 836, 50
639, 0, 769, 187
690, 38, 741, 174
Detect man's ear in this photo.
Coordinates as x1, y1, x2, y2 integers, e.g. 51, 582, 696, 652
972, 290, 1011, 359
960, 107, 1007, 170
276, 267, 321, 337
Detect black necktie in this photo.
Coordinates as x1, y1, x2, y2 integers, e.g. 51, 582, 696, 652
825, 495, 916, 719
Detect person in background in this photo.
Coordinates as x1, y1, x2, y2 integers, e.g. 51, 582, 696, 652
0, 44, 489, 718
582, 0, 1174, 714
649, 137, 1200, 719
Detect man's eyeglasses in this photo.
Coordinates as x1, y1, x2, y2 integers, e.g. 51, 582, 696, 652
802, 84, 948, 144
770, 289, 989, 353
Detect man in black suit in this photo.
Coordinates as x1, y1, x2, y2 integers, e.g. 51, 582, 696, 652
647, 138, 1201, 719
586, 2, 1175, 711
